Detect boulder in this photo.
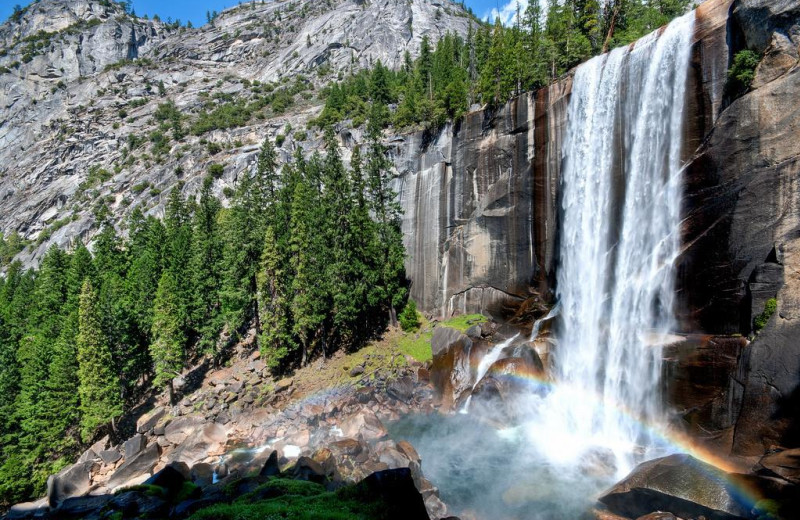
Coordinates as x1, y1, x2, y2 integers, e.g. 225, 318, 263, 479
7, 499, 48, 519
386, 376, 415, 404
465, 324, 482, 339
340, 411, 388, 441
500, 342, 545, 374
430, 327, 474, 408
107, 444, 161, 491
276, 378, 293, 392
353, 468, 430, 520
190, 462, 216, 486
47, 460, 94, 507
77, 436, 108, 463
144, 462, 189, 496
289, 456, 327, 484
56, 495, 112, 517
756, 448, 800, 485
259, 450, 281, 477
598, 454, 751, 520
136, 406, 167, 434
123, 433, 146, 458
99, 449, 122, 465
164, 416, 203, 445
470, 356, 547, 422
396, 441, 421, 465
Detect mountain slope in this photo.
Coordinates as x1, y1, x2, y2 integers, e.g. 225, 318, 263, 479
0, 0, 473, 266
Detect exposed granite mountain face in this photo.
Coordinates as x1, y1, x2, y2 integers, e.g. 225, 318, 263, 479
0, 0, 472, 265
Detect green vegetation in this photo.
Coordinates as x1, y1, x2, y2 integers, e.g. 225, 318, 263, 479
754, 298, 778, 332
317, 0, 691, 130
727, 49, 761, 100
399, 300, 420, 332
442, 313, 487, 332
0, 120, 407, 506
0, 232, 27, 266
190, 477, 409, 520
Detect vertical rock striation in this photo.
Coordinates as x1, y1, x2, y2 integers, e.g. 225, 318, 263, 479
395, 84, 571, 319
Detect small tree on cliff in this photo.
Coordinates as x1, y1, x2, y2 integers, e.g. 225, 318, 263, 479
150, 271, 186, 404
77, 280, 122, 442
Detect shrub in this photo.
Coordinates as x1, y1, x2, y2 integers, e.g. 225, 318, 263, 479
727, 50, 761, 100
208, 163, 224, 178
754, 298, 777, 332
207, 142, 222, 155
399, 300, 421, 332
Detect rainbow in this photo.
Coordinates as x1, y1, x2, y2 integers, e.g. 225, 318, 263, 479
482, 369, 770, 514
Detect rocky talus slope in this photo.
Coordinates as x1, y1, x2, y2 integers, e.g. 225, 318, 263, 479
5, 322, 461, 519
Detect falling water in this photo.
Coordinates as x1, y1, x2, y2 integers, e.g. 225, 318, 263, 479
460, 334, 520, 414
526, 12, 695, 475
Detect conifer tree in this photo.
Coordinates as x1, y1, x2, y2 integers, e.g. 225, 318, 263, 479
257, 226, 293, 369
189, 176, 223, 353
289, 177, 327, 365
77, 280, 122, 442
364, 105, 407, 326
150, 271, 186, 404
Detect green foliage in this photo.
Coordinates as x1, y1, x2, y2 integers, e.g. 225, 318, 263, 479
318, 0, 691, 130
208, 163, 224, 178
77, 280, 123, 442
189, 477, 404, 520
754, 298, 778, 332
0, 120, 411, 505
0, 232, 27, 266
150, 271, 186, 394
442, 313, 488, 332
727, 49, 761, 100
398, 300, 420, 332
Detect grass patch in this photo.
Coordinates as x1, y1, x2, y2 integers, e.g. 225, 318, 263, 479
441, 313, 487, 332
754, 298, 778, 332
191, 477, 401, 520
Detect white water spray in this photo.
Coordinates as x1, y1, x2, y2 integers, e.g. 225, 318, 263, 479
461, 334, 520, 414
526, 12, 695, 475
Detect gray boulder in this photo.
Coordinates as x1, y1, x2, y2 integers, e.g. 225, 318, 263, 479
136, 407, 167, 434
598, 454, 751, 520
123, 433, 146, 459
46, 460, 94, 508
107, 443, 161, 490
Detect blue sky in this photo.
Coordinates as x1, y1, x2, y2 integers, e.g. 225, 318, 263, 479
0, 0, 525, 28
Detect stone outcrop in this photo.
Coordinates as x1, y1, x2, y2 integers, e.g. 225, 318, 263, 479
395, 83, 570, 318
599, 454, 755, 520
0, 0, 472, 267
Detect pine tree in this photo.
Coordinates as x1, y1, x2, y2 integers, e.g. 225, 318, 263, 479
289, 176, 327, 365
150, 271, 186, 404
364, 105, 407, 326
256, 226, 293, 369
77, 280, 122, 442
16, 246, 69, 451
220, 139, 279, 334
189, 176, 223, 354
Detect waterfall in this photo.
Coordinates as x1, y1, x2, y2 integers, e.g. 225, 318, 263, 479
526, 12, 695, 475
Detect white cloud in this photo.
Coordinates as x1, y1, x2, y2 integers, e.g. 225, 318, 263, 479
484, 0, 530, 26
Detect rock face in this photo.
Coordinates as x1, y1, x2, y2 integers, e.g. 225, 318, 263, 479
395, 83, 570, 317
0, 0, 472, 266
